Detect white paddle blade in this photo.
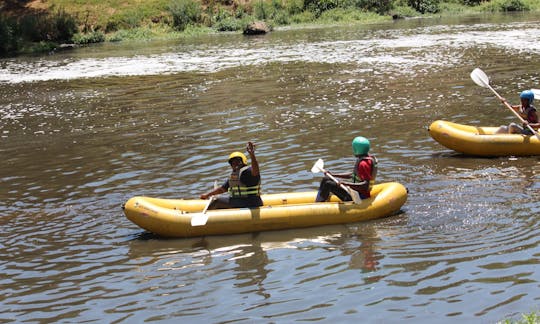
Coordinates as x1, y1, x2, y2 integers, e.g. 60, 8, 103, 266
532, 89, 540, 100
349, 189, 362, 204
311, 159, 324, 173
470, 68, 489, 88
190, 213, 209, 226
191, 196, 215, 226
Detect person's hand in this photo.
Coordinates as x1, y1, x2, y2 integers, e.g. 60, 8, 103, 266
200, 193, 209, 199
246, 141, 255, 155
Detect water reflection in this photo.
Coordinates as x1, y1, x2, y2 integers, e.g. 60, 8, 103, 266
126, 223, 389, 317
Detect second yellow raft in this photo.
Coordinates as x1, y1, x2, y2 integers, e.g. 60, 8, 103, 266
428, 120, 540, 156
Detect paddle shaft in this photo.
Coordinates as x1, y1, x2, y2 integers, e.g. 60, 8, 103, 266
201, 195, 215, 214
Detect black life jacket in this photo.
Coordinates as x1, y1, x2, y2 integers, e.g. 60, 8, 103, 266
228, 165, 261, 198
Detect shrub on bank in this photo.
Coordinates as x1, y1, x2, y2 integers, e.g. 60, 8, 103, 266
169, 0, 202, 31
212, 9, 252, 31
0, 8, 77, 56
72, 31, 106, 44
500, 310, 540, 324
105, 9, 146, 33
290, 10, 317, 23
407, 0, 440, 13
18, 8, 77, 43
346, 0, 394, 14
304, 0, 340, 18
391, 5, 421, 17
479, 0, 530, 11
0, 15, 19, 55
318, 8, 386, 22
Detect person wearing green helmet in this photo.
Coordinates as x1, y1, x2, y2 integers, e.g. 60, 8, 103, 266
315, 136, 378, 202
496, 90, 539, 135
200, 141, 263, 208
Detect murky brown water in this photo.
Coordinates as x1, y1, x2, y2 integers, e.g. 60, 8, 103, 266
2, 12, 540, 323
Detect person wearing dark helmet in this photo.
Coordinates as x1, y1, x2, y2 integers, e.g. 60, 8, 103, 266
496, 90, 539, 135
315, 136, 378, 202
200, 141, 263, 209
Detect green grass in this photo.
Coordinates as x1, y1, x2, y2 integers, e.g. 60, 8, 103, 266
500, 311, 540, 324
48, 0, 171, 32
3, 0, 540, 56
478, 0, 532, 11
21, 0, 540, 36
317, 8, 390, 23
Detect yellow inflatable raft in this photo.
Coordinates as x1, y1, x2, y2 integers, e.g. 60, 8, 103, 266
429, 120, 540, 157
123, 182, 408, 238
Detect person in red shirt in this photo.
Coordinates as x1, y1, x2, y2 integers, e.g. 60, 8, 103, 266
315, 136, 377, 202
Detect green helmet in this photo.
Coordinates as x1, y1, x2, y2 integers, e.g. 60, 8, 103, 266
352, 136, 370, 156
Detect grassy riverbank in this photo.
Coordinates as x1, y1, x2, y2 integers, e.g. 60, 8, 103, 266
1, 0, 540, 56
500, 311, 540, 324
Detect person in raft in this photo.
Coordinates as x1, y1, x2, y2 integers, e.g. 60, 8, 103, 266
200, 141, 263, 209
315, 136, 378, 202
496, 90, 539, 135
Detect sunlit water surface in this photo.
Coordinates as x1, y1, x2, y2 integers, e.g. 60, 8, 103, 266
1, 13, 540, 323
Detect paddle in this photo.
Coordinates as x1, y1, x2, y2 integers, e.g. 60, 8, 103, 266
311, 158, 362, 204
191, 180, 219, 227
532, 89, 540, 100
190, 196, 215, 226
470, 68, 539, 136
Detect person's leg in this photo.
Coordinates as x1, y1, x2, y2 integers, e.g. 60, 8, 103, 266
508, 122, 523, 134
208, 196, 231, 209
316, 177, 351, 202
315, 178, 332, 202
332, 184, 352, 201
495, 125, 509, 134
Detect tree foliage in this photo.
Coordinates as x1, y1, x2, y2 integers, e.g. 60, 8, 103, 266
408, 0, 440, 13
169, 0, 203, 31
0, 8, 77, 56
0, 15, 19, 55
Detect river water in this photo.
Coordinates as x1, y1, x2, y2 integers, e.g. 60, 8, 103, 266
2, 12, 540, 323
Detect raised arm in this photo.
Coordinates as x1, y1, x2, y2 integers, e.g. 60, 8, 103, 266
246, 141, 259, 177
